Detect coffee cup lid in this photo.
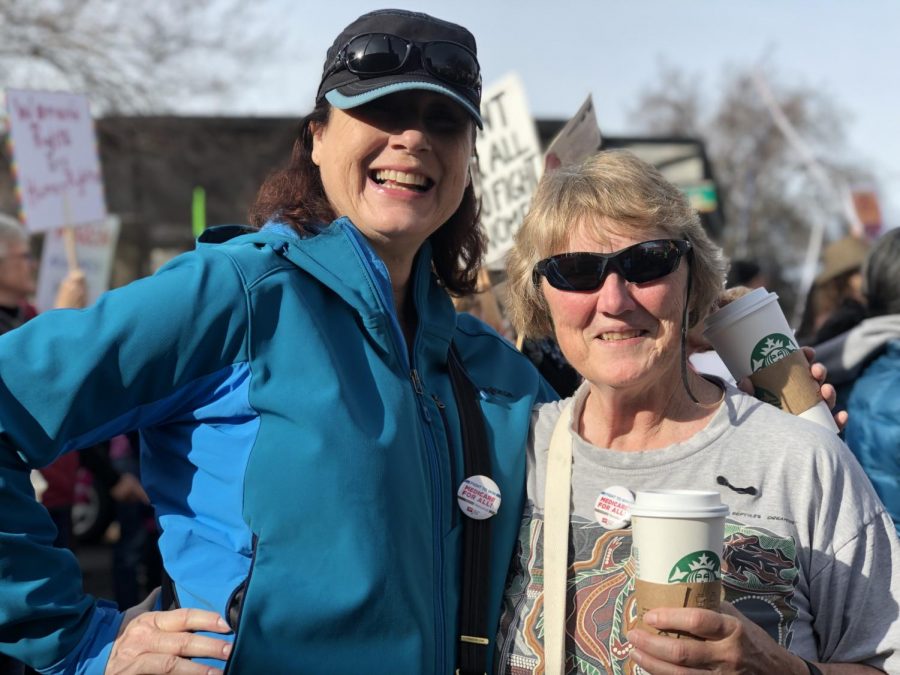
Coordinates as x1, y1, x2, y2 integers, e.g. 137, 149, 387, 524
631, 489, 729, 519
703, 287, 775, 335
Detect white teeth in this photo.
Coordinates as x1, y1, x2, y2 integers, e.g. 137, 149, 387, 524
599, 331, 641, 341
373, 169, 429, 187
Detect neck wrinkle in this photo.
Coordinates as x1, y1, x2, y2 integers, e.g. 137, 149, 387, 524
578, 373, 723, 452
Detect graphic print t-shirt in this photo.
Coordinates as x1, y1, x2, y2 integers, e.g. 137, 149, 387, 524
495, 382, 900, 674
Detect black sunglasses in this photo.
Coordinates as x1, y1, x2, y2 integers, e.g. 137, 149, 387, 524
327, 33, 481, 91
533, 239, 693, 291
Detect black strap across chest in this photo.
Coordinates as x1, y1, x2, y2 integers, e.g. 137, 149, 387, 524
447, 343, 493, 675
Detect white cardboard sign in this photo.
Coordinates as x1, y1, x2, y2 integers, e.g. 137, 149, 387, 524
475, 73, 543, 267
4, 89, 107, 233
543, 95, 602, 171
36, 216, 120, 312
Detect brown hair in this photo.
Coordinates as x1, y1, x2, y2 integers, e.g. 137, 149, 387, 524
249, 101, 485, 295
864, 228, 900, 317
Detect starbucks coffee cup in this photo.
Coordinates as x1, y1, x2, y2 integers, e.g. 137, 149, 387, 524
631, 490, 728, 637
703, 288, 838, 432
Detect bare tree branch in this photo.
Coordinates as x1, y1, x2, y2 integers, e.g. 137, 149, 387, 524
630, 62, 874, 312
0, 0, 265, 113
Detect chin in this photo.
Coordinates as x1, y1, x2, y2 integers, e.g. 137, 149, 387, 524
590, 360, 663, 389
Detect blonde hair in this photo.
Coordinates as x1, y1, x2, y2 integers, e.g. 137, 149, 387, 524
506, 150, 726, 338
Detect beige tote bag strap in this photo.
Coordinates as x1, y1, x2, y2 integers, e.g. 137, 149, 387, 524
543, 401, 575, 675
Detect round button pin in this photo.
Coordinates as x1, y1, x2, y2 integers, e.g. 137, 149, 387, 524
594, 485, 635, 529
457, 475, 502, 520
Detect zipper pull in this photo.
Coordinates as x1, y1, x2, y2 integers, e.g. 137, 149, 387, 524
410, 369, 432, 422
431, 394, 445, 409
410, 369, 424, 395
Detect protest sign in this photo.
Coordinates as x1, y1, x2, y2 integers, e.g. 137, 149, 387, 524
543, 95, 602, 171
4, 89, 107, 234
35, 215, 120, 312
475, 73, 543, 267
851, 189, 883, 240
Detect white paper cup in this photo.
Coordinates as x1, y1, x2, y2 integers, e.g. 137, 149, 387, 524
799, 400, 840, 430
631, 490, 728, 636
703, 288, 838, 433
703, 288, 793, 380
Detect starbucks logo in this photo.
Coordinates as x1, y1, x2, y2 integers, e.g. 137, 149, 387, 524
751, 333, 797, 373
668, 550, 721, 583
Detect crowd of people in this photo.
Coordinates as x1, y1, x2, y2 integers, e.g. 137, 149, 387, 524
0, 8, 898, 675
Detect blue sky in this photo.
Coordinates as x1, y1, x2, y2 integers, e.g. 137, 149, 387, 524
188, 0, 900, 227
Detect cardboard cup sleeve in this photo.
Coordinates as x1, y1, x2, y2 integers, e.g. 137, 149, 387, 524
748, 350, 821, 415
633, 578, 722, 638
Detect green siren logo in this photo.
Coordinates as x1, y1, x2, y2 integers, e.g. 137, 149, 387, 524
668, 550, 721, 583
751, 333, 796, 373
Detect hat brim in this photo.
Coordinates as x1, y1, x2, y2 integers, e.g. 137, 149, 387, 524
814, 261, 863, 285
325, 80, 483, 129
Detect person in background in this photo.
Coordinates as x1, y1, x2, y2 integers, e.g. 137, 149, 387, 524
816, 227, 900, 534
725, 258, 767, 289
0, 10, 554, 674
0, 214, 38, 333
797, 234, 870, 344
107, 432, 159, 609
497, 150, 898, 674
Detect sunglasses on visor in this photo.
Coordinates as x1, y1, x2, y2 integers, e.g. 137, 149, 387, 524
533, 239, 693, 291
326, 33, 481, 90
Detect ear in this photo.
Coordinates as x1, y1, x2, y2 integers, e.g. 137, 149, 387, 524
310, 121, 324, 167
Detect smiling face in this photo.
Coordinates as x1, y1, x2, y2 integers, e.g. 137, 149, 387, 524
542, 220, 688, 397
311, 91, 474, 262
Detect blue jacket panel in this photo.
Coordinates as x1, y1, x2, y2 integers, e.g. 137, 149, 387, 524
845, 340, 900, 535
0, 218, 556, 674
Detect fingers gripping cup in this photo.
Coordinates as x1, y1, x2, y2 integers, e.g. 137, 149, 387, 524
702, 287, 838, 432
631, 490, 729, 637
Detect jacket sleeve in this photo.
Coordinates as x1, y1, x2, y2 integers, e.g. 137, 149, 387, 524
844, 359, 900, 536
0, 248, 250, 673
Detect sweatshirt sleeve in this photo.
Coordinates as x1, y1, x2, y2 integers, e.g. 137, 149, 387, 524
0, 248, 250, 673
808, 439, 900, 670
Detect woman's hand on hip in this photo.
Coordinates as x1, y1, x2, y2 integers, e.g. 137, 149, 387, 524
626, 601, 809, 675
105, 588, 233, 675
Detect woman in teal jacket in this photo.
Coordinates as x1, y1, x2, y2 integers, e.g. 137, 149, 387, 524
0, 10, 555, 674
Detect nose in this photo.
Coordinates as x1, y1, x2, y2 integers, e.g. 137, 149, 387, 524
389, 125, 431, 154
388, 108, 432, 154
593, 272, 636, 315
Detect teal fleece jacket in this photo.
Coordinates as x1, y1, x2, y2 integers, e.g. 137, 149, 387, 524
0, 219, 556, 674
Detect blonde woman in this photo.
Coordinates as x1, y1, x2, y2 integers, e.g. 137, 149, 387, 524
495, 150, 899, 674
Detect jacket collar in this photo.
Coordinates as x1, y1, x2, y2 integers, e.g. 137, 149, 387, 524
233, 218, 457, 364
815, 314, 900, 384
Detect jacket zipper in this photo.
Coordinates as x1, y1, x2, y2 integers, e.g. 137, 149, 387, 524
432, 393, 459, 531
411, 367, 447, 672
343, 222, 448, 673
